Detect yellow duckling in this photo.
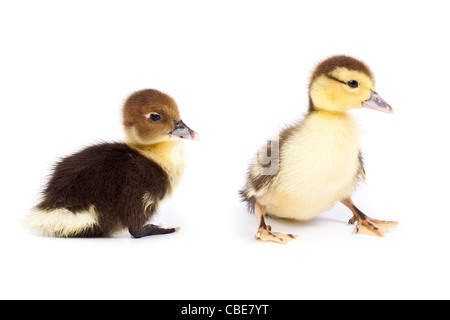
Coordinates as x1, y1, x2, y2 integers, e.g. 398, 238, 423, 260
240, 55, 397, 244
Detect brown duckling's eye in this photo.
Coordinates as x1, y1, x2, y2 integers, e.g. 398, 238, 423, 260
149, 113, 162, 122
347, 80, 359, 88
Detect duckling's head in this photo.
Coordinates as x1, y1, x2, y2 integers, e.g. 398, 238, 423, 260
309, 55, 392, 114
123, 89, 199, 145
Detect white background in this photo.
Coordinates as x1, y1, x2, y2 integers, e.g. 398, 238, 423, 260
1, 0, 449, 300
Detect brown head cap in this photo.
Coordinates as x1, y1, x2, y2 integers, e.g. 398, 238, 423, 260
310, 55, 373, 86
123, 89, 182, 145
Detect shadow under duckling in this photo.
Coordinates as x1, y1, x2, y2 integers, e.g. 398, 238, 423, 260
24, 89, 199, 238
240, 55, 398, 244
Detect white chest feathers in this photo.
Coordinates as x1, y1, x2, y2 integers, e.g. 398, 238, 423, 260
267, 111, 362, 220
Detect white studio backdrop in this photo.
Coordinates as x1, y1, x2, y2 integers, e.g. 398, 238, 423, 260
1, 0, 449, 300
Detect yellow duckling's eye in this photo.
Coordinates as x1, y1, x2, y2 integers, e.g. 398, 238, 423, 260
327, 75, 360, 89
347, 80, 359, 88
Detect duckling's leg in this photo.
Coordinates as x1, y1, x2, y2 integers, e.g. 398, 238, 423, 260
254, 202, 297, 244
341, 198, 398, 237
129, 224, 180, 239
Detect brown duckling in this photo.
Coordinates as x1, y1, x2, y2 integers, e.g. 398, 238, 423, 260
24, 89, 198, 238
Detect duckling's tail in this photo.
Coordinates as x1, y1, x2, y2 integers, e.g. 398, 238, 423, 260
239, 188, 256, 214
23, 207, 100, 237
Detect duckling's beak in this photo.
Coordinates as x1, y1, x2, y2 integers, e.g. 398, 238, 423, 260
362, 91, 393, 113
169, 120, 200, 141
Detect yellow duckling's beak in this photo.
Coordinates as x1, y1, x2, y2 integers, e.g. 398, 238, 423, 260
362, 91, 393, 113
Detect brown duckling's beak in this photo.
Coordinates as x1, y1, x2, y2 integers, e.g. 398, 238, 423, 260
169, 120, 200, 141
362, 91, 393, 113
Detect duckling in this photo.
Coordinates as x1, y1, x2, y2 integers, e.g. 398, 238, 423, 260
24, 89, 198, 238
240, 55, 398, 244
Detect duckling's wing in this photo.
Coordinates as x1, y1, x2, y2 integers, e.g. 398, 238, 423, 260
239, 122, 301, 213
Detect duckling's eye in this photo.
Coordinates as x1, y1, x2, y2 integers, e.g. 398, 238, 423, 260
149, 113, 162, 122
347, 80, 359, 88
